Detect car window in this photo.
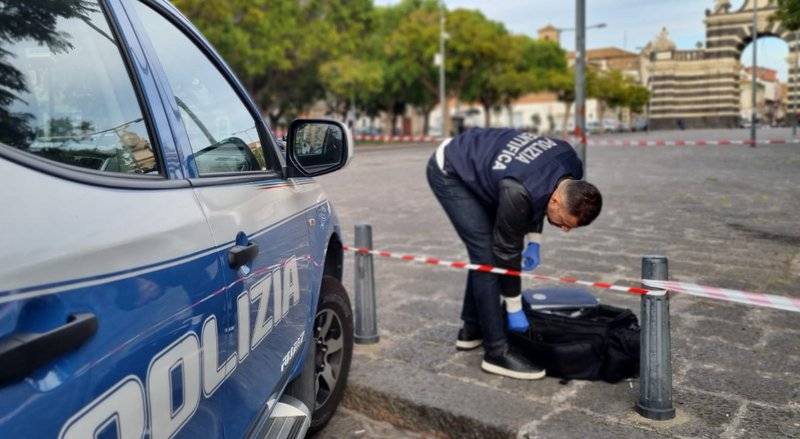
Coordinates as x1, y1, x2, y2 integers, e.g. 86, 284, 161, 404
133, 2, 270, 176
0, 0, 158, 175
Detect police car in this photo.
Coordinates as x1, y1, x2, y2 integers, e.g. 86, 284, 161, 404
0, 0, 354, 437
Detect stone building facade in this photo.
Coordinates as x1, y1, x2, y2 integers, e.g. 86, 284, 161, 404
643, 0, 797, 129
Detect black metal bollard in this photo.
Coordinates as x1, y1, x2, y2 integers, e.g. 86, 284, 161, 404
354, 224, 379, 344
636, 255, 676, 420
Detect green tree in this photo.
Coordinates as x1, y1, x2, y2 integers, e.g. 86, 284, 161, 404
459, 34, 566, 128
444, 12, 568, 129
625, 83, 650, 114
389, 7, 519, 132
460, 32, 517, 127
319, 56, 385, 120
173, 0, 375, 128
500, 37, 567, 126
384, 7, 440, 134
773, 0, 800, 31
594, 70, 650, 122
520, 38, 568, 90
174, 0, 308, 125
548, 69, 575, 136
594, 70, 626, 122
324, 0, 441, 135
446, 9, 510, 114
546, 67, 599, 136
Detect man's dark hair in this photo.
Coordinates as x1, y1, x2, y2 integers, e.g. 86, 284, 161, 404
564, 180, 602, 226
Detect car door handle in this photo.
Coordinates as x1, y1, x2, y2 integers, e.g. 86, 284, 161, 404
0, 313, 98, 385
228, 242, 259, 269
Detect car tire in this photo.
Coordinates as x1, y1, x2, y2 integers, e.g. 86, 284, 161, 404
308, 276, 353, 434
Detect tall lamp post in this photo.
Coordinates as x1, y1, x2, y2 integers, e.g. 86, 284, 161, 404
554, 23, 608, 39
750, 2, 758, 147
794, 31, 798, 138
576, 0, 588, 170
557, 12, 606, 177
553, 23, 606, 41
436, 5, 449, 138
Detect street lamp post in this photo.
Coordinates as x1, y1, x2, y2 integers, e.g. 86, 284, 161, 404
794, 32, 798, 138
750, 2, 758, 147
575, 0, 587, 172
557, 5, 605, 178
438, 8, 448, 138
555, 23, 607, 33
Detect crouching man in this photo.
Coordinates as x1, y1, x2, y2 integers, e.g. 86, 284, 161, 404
426, 128, 602, 379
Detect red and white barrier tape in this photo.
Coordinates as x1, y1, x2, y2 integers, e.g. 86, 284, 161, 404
642, 280, 800, 314
343, 245, 652, 296
350, 135, 797, 146
275, 133, 436, 143
354, 134, 438, 143
578, 138, 795, 147
273, 131, 798, 146
343, 245, 800, 313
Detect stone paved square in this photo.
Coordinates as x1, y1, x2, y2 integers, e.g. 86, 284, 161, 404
317, 129, 800, 438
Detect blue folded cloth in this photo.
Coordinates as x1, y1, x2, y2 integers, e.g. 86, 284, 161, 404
523, 287, 599, 310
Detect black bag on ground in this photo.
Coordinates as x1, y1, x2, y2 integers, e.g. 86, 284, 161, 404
508, 297, 640, 383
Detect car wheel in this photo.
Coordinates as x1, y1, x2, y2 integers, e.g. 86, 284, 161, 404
308, 276, 353, 433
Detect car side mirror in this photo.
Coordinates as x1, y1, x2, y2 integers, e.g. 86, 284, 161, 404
286, 119, 353, 177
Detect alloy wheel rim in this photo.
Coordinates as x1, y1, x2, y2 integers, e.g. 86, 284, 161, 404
313, 308, 344, 410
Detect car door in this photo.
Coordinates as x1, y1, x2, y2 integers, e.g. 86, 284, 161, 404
127, 1, 319, 437
0, 1, 232, 438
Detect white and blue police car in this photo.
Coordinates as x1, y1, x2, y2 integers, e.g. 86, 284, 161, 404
0, 1, 354, 437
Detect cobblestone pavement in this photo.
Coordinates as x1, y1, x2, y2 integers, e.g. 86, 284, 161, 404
313, 407, 426, 439
315, 130, 800, 438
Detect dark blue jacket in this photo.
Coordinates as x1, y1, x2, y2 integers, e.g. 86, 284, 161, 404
443, 128, 584, 296
444, 128, 583, 210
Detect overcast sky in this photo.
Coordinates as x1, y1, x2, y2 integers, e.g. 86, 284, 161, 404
375, 0, 791, 81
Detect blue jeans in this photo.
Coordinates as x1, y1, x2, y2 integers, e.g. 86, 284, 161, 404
426, 154, 507, 355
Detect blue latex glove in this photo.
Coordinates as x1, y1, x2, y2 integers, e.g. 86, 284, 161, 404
507, 309, 530, 333
522, 242, 540, 271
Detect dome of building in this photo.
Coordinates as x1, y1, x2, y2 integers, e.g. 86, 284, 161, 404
651, 27, 676, 53
714, 0, 731, 13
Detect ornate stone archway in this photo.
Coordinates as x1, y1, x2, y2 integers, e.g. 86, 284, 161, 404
643, 0, 797, 129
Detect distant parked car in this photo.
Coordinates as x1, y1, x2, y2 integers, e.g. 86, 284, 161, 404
587, 121, 603, 133
600, 119, 630, 133
357, 127, 382, 136
632, 117, 648, 132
